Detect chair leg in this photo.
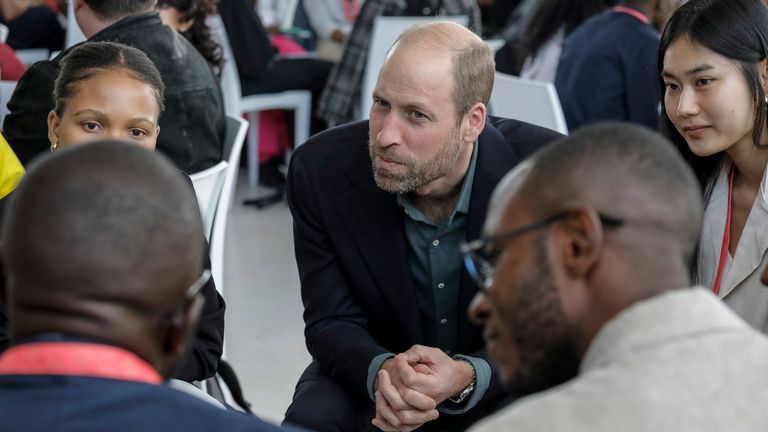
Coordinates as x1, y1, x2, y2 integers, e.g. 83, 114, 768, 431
246, 111, 261, 187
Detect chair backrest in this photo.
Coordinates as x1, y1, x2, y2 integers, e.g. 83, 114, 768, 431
359, 15, 468, 121
208, 115, 249, 290
1, 80, 17, 127
489, 72, 569, 134
14, 49, 49, 66
190, 160, 229, 240
208, 15, 242, 117
66, 0, 86, 48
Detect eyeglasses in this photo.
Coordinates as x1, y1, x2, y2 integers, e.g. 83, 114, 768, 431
461, 211, 624, 291
162, 269, 211, 326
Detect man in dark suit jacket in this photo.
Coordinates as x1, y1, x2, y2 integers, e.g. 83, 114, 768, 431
0, 141, 286, 432
2, 0, 225, 174
285, 22, 561, 432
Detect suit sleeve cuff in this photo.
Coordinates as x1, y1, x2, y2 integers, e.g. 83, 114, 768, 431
367, 352, 395, 401
437, 355, 491, 415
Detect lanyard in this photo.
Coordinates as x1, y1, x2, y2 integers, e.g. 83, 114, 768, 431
0, 342, 162, 384
613, 5, 650, 25
712, 167, 735, 295
343, 0, 360, 22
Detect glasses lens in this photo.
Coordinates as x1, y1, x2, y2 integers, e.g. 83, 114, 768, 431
464, 251, 493, 291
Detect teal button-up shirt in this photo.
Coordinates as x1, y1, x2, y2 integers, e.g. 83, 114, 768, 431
366, 142, 491, 414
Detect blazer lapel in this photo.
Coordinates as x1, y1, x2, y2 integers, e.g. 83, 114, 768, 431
721, 186, 768, 299
335, 164, 423, 343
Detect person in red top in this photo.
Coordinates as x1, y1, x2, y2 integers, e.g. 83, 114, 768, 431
0, 41, 25, 80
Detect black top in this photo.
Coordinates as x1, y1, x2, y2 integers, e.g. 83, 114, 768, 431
0, 6, 64, 52
2, 13, 226, 174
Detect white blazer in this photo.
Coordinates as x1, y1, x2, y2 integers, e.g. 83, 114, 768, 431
698, 162, 768, 333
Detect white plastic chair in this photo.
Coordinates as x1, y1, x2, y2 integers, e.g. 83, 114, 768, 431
66, 0, 86, 48
359, 15, 468, 121
190, 161, 229, 240
1, 80, 17, 126
489, 72, 569, 134
208, 115, 248, 291
14, 49, 49, 66
208, 15, 311, 188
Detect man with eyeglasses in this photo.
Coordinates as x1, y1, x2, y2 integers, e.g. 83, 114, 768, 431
465, 122, 768, 431
0, 142, 287, 431
285, 21, 561, 432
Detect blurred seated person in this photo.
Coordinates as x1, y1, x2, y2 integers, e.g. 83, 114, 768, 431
255, 0, 288, 34
0, 0, 64, 51
317, 0, 481, 127
219, 0, 332, 135
0, 141, 288, 432
554, 0, 679, 131
477, 0, 521, 39
303, 0, 363, 62
466, 123, 768, 431
156, 0, 224, 77
495, 0, 618, 82
158, 0, 296, 188
0, 41, 225, 383
2, 0, 225, 173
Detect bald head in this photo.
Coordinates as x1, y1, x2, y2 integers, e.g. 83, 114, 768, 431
2, 141, 204, 345
387, 21, 495, 121
491, 122, 703, 264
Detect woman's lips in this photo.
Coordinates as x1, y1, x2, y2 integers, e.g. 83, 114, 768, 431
682, 125, 710, 138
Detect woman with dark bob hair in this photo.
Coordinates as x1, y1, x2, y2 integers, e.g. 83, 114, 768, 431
659, 0, 768, 332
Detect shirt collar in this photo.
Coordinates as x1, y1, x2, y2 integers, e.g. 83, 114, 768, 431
0, 334, 162, 384
397, 140, 479, 226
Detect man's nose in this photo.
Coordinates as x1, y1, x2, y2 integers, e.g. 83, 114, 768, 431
468, 291, 490, 325
375, 112, 404, 148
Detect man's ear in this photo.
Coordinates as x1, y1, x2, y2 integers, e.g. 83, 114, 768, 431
553, 207, 605, 279
461, 102, 487, 143
159, 295, 203, 378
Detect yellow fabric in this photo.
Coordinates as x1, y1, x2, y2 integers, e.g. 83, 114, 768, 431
0, 133, 24, 199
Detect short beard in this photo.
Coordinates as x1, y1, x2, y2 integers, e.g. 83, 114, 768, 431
369, 127, 463, 194
505, 236, 581, 396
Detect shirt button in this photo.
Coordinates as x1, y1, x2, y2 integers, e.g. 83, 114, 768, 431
432, 240, 440, 247
440, 318, 448, 325
437, 283, 445, 289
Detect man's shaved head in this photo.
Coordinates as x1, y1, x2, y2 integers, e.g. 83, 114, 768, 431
388, 21, 495, 122
2, 141, 203, 350
471, 123, 704, 391
493, 122, 703, 264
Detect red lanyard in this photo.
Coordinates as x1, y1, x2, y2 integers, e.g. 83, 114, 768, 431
712, 167, 735, 295
613, 5, 650, 25
0, 342, 162, 384
343, 0, 360, 22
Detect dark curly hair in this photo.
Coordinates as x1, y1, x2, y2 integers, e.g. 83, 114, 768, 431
157, 0, 224, 76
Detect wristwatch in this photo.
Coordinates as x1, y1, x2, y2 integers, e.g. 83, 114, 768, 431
448, 360, 476, 404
